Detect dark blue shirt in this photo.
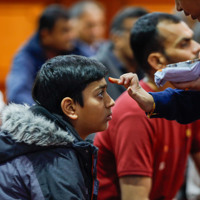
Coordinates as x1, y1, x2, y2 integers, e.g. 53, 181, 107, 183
150, 88, 200, 124
6, 32, 47, 105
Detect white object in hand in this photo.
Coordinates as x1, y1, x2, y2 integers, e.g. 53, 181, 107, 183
154, 58, 200, 87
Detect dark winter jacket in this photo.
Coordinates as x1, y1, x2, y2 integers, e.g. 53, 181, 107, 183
0, 104, 98, 200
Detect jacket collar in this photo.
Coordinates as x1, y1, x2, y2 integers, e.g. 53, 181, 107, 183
1, 104, 77, 146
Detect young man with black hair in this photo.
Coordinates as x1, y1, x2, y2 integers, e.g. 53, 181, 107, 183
0, 55, 115, 200
94, 12, 200, 200
6, 4, 76, 105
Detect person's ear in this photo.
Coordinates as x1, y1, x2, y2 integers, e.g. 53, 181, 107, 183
61, 97, 78, 120
147, 52, 167, 70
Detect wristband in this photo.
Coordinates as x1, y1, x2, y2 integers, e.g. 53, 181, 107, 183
147, 102, 156, 118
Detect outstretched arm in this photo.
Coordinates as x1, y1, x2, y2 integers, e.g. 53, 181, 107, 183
109, 73, 200, 124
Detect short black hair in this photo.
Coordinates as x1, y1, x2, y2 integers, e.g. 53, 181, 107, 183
130, 12, 181, 73
110, 7, 148, 34
32, 55, 108, 116
38, 4, 70, 32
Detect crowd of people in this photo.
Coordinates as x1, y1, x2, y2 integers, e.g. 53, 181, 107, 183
0, 0, 200, 199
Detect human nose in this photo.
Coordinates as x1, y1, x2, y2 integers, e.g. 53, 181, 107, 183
192, 40, 200, 55
105, 93, 115, 108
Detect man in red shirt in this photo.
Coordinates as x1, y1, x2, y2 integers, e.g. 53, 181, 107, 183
94, 12, 200, 200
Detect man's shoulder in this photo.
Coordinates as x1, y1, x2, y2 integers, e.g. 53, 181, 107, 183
93, 42, 113, 62
15, 33, 44, 58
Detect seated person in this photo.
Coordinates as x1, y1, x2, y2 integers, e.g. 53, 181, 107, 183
70, 0, 106, 57
6, 4, 76, 105
94, 6, 148, 100
0, 55, 114, 199
94, 12, 200, 200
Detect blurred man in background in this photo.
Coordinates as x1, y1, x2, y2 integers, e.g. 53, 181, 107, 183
94, 7, 148, 100
70, 0, 106, 57
6, 4, 76, 105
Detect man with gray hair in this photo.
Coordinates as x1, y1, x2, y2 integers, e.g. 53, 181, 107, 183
70, 0, 106, 57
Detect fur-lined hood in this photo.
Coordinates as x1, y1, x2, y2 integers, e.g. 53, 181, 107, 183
1, 104, 76, 146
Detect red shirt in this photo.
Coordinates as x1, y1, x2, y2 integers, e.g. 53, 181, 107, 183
94, 80, 200, 200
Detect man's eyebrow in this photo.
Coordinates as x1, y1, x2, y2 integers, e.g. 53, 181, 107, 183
176, 36, 192, 44
94, 84, 107, 91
